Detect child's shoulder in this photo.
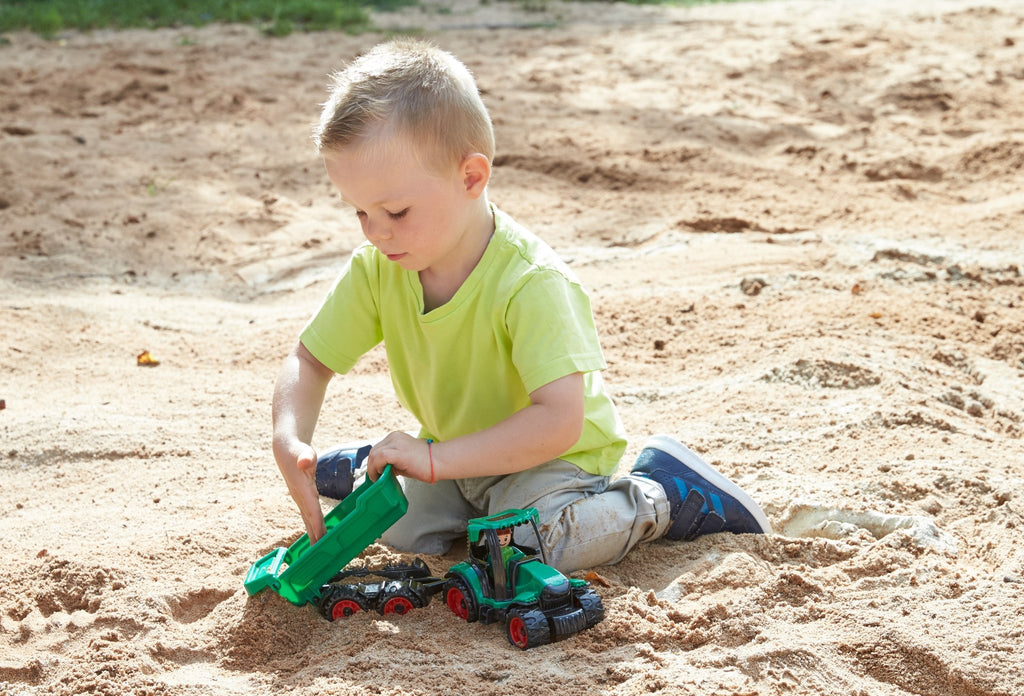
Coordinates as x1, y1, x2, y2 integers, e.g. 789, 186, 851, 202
493, 207, 573, 277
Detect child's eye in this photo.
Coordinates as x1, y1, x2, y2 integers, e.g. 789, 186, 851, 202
387, 208, 409, 220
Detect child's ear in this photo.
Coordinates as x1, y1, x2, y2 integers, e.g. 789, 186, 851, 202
460, 153, 491, 199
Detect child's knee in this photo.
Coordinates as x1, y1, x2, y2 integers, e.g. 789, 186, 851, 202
380, 522, 458, 555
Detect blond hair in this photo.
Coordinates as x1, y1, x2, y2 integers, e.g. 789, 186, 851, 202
313, 39, 495, 169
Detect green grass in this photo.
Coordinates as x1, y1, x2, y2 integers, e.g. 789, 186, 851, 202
0, 0, 417, 37
0, 0, 749, 38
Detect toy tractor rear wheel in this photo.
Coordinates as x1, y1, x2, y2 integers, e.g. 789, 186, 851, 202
378, 585, 419, 616
444, 577, 478, 622
319, 585, 368, 621
506, 608, 551, 650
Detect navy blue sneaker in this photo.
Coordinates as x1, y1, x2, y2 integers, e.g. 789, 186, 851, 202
632, 435, 771, 540
315, 441, 373, 500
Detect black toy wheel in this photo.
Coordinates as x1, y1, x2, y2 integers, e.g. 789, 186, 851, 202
444, 577, 478, 622
572, 587, 605, 628
506, 608, 551, 650
378, 585, 419, 616
319, 585, 368, 621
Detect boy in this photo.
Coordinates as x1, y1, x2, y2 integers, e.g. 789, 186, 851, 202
272, 39, 770, 572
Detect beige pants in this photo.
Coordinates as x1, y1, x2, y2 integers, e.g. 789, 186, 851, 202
376, 459, 670, 573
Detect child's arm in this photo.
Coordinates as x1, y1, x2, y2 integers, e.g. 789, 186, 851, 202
366, 372, 585, 483
272, 341, 335, 544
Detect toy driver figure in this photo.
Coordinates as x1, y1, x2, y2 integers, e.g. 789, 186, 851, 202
491, 527, 526, 593
496, 528, 517, 568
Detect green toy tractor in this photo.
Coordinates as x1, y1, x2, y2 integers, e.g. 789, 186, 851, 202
442, 508, 604, 649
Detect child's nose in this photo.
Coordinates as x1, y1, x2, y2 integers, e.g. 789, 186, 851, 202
363, 218, 392, 242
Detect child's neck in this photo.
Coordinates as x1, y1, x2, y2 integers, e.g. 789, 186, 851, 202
419, 199, 494, 312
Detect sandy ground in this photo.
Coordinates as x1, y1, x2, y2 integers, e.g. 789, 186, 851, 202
2, 0, 1024, 693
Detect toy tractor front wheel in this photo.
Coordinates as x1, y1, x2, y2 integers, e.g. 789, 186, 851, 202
572, 586, 605, 628
320, 585, 368, 621
444, 577, 478, 622
506, 608, 551, 650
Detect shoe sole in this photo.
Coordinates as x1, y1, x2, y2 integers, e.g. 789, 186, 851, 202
644, 435, 772, 534
320, 440, 376, 466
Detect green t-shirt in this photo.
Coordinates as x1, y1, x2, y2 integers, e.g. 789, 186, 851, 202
300, 206, 626, 476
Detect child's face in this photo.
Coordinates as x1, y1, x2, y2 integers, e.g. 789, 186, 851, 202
323, 133, 485, 275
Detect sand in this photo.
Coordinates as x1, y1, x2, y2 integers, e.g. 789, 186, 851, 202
2, 0, 1023, 693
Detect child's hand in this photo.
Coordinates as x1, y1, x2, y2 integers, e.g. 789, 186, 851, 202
275, 439, 327, 544
367, 431, 433, 483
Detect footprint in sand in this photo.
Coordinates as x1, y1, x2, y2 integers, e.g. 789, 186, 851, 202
777, 501, 957, 555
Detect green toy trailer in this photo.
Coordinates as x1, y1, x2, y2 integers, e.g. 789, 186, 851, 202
244, 464, 408, 606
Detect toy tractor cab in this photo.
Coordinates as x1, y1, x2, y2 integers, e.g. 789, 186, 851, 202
467, 509, 542, 600
444, 508, 604, 649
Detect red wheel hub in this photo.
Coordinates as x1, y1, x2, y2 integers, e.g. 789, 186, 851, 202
382, 596, 415, 615
508, 616, 528, 649
331, 599, 362, 620
446, 587, 469, 620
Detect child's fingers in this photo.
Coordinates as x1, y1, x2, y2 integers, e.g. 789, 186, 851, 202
368, 433, 425, 482
366, 446, 386, 481
368, 442, 401, 481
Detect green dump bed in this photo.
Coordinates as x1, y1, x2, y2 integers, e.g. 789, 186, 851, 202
244, 465, 408, 606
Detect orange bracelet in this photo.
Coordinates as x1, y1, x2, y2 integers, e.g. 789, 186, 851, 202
427, 439, 435, 484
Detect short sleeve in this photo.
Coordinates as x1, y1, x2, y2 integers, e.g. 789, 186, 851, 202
505, 269, 607, 394
299, 247, 384, 374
